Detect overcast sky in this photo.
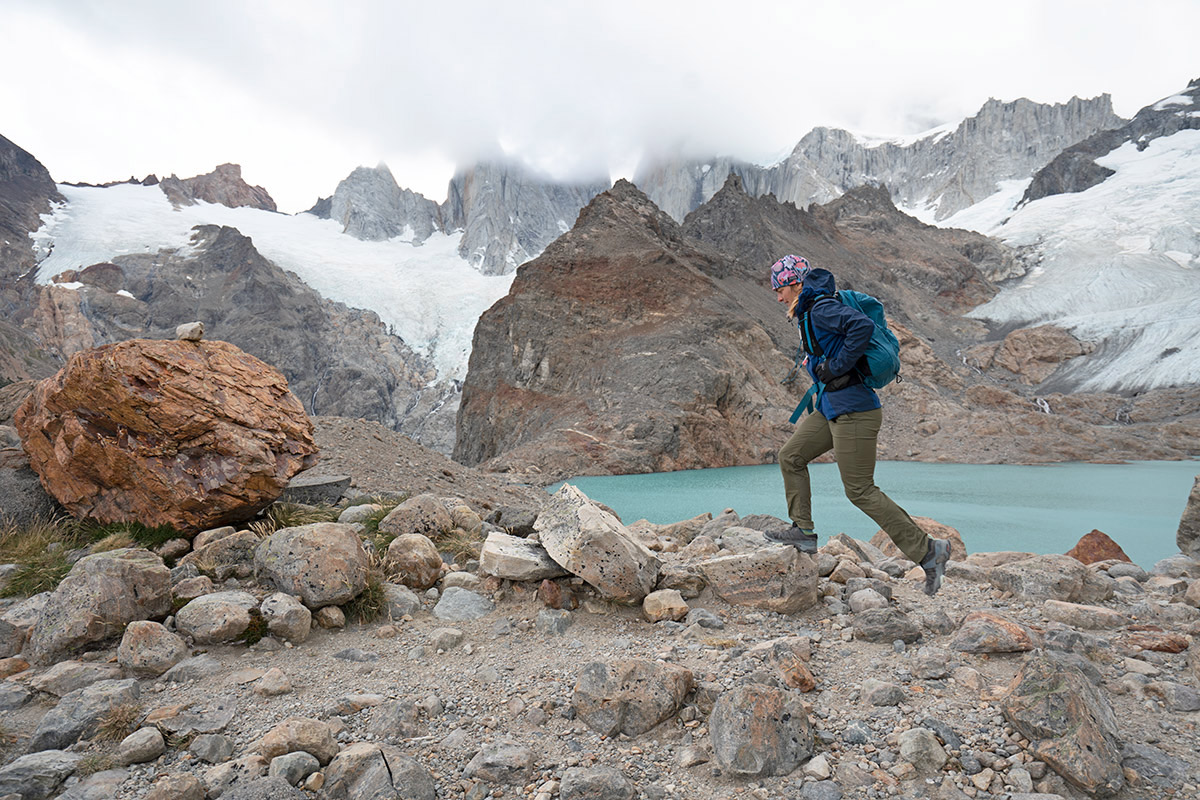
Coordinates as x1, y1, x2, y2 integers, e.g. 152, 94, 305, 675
3, 0, 1197, 213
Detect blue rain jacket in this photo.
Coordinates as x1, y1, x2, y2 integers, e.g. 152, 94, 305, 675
793, 269, 881, 420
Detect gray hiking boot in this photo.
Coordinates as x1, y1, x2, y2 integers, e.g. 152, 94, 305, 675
764, 525, 818, 554
921, 538, 950, 596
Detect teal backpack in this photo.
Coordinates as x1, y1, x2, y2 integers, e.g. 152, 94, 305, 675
787, 290, 902, 422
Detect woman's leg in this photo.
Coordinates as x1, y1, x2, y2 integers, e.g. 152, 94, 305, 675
829, 408, 930, 563
778, 410, 834, 529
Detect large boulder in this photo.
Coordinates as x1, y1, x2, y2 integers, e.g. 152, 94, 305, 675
175, 591, 259, 644
13, 339, 318, 532
1002, 653, 1124, 797
0, 751, 84, 800
479, 530, 568, 581
383, 534, 443, 590
534, 485, 660, 603
709, 684, 813, 777
117, 620, 188, 676
698, 546, 819, 614
26, 548, 171, 665
1065, 529, 1132, 564
28, 678, 140, 752
1178, 476, 1200, 560
254, 523, 369, 608
178, 531, 260, 581
988, 554, 1089, 602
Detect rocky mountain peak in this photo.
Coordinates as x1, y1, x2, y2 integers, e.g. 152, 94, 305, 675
325, 164, 441, 243
158, 163, 277, 212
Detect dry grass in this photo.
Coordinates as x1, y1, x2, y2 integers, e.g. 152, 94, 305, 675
0, 518, 84, 597
345, 571, 388, 624
93, 702, 143, 743
90, 532, 136, 553
75, 751, 118, 775
249, 502, 341, 538
430, 526, 483, 565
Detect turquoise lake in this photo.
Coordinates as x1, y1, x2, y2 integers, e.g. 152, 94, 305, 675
549, 461, 1199, 569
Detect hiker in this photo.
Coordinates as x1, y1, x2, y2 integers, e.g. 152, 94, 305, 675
764, 255, 949, 595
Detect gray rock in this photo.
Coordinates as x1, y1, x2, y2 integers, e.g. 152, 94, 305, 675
709, 684, 813, 777
698, 546, 819, 614
323, 742, 435, 800
1121, 742, 1190, 790
55, 767, 130, 800
383, 583, 421, 618
913, 646, 950, 679
279, 473, 350, 506
535, 485, 660, 603
1143, 680, 1200, 711
798, 781, 844, 800
178, 531, 259, 581
202, 754, 268, 799
848, 588, 889, 613
696, 509, 741, 540
254, 522, 370, 608
842, 720, 872, 744
1152, 553, 1200, 579
989, 554, 1088, 602
862, 678, 905, 706
0, 456, 61, 529
28, 678, 140, 752
163, 654, 223, 683
897, 727, 948, 774
328, 164, 441, 243
156, 696, 237, 739
852, 608, 921, 643
684, 607, 724, 629
117, 620, 188, 677
0, 682, 31, 711
333, 648, 379, 663
560, 766, 636, 800
573, 659, 694, 737
29, 660, 122, 697
480, 531, 568, 581
463, 741, 535, 785
260, 592, 311, 643
118, 727, 165, 765
338, 503, 382, 524
0, 591, 49, 657
433, 587, 495, 621
1176, 475, 1200, 560
191, 733, 234, 764
175, 590, 257, 644
0, 750, 84, 800
378, 493, 452, 539
193, 526, 236, 551
25, 548, 171, 664
919, 717, 962, 751
536, 609, 574, 635
1106, 562, 1148, 581
268, 751, 320, 786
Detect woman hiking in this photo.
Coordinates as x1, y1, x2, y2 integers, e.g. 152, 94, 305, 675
765, 255, 949, 596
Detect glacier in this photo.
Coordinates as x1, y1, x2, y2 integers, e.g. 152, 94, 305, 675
956, 129, 1200, 392
30, 183, 515, 381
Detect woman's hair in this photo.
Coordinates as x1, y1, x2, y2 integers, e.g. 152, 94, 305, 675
788, 291, 802, 318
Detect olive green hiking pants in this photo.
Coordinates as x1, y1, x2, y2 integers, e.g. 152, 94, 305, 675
779, 407, 930, 564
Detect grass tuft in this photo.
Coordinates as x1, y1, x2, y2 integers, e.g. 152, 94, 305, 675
249, 502, 341, 538
345, 571, 388, 624
75, 751, 118, 775
238, 609, 269, 646
0, 518, 83, 598
429, 526, 483, 565
93, 702, 143, 743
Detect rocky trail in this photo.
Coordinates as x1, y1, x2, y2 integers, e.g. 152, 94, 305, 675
0, 416, 1198, 800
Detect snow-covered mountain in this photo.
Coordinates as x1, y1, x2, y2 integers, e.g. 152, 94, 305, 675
635, 95, 1123, 223
948, 79, 1200, 393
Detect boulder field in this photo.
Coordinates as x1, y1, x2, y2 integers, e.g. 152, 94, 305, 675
0, 476, 1197, 800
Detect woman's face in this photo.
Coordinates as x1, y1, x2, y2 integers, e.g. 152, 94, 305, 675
774, 281, 801, 307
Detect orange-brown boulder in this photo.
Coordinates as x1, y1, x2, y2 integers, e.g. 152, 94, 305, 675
14, 339, 317, 532
1065, 529, 1132, 565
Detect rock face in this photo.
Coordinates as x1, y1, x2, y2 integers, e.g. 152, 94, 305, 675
26, 548, 171, 665
1178, 476, 1200, 560
326, 164, 442, 243
637, 95, 1123, 222
1024, 78, 1200, 204
15, 339, 318, 531
158, 163, 277, 211
572, 659, 693, 737
444, 161, 611, 276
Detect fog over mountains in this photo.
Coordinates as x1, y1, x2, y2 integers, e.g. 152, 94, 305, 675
2, 78, 1198, 463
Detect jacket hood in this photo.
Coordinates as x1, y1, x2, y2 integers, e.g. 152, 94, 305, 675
799, 268, 837, 311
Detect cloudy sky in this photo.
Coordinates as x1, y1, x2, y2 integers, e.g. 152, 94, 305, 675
3, 0, 1197, 213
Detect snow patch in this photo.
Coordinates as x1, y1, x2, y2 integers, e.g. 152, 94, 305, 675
937, 178, 1032, 235
1153, 94, 1193, 110
30, 184, 515, 380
